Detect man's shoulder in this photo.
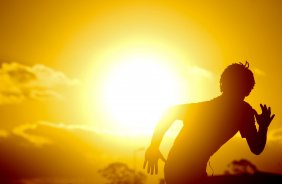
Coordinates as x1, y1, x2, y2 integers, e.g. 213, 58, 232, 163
239, 101, 255, 122
241, 101, 254, 111
170, 101, 210, 114
172, 100, 207, 108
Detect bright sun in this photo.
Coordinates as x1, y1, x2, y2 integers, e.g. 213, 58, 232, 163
100, 53, 181, 134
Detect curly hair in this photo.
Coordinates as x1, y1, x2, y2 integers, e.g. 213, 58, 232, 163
220, 62, 255, 97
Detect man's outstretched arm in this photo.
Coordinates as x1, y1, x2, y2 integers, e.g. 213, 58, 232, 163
143, 105, 184, 175
246, 104, 275, 155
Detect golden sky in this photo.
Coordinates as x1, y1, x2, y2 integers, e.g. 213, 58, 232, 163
0, 0, 281, 183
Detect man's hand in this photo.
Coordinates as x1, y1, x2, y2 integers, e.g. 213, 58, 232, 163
254, 104, 275, 129
143, 146, 166, 175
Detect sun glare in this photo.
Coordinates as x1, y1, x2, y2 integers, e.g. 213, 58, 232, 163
99, 53, 181, 135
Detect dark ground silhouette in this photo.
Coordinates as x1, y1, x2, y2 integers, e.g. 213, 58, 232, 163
206, 172, 282, 184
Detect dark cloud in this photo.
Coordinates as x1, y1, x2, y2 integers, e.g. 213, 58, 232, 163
0, 62, 78, 104
0, 122, 145, 181
0, 123, 101, 180
6, 64, 37, 83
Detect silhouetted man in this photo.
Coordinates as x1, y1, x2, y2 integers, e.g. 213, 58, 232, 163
143, 62, 275, 184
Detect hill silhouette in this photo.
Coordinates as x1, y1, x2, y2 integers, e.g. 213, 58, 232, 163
206, 172, 282, 184
206, 158, 282, 184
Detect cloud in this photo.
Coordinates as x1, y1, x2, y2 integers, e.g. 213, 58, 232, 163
186, 66, 214, 79
0, 62, 78, 105
39, 121, 96, 132
181, 65, 217, 102
10, 121, 110, 148
12, 124, 52, 147
8, 120, 142, 152
268, 128, 282, 143
253, 68, 266, 76
0, 129, 9, 138
39, 121, 123, 135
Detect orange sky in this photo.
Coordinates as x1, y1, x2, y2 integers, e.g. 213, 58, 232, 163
0, 0, 281, 183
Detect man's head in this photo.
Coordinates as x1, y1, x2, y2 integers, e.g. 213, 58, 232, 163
220, 62, 255, 99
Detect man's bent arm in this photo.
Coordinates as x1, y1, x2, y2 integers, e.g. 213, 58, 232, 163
144, 105, 185, 174
245, 126, 268, 155
150, 105, 184, 148
246, 104, 275, 155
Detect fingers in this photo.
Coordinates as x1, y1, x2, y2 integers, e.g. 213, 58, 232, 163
143, 149, 165, 175
151, 163, 154, 175
144, 161, 158, 175
145, 160, 153, 174
270, 114, 275, 122
259, 104, 265, 114
148, 162, 156, 175
144, 158, 155, 175
147, 162, 151, 174
155, 163, 158, 174
260, 104, 267, 113
143, 159, 147, 169
259, 104, 272, 114
260, 104, 264, 111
